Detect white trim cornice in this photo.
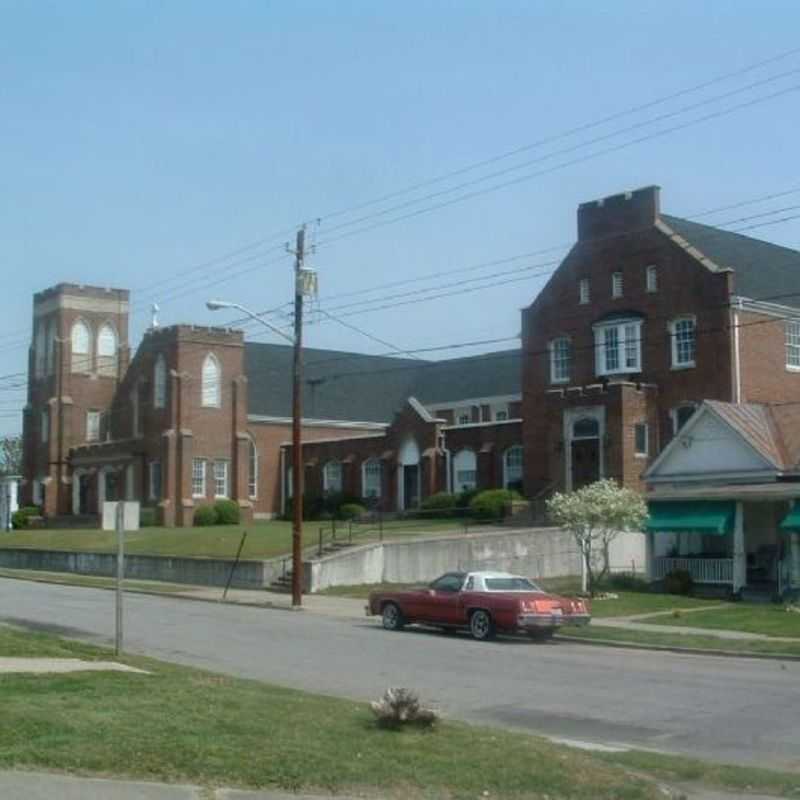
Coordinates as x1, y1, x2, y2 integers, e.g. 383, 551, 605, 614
248, 414, 388, 431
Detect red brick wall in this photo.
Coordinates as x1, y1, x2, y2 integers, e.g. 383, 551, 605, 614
738, 310, 800, 404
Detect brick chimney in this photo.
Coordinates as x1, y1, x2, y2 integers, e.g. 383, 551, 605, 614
577, 185, 661, 242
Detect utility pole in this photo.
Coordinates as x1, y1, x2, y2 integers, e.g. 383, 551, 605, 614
291, 226, 306, 607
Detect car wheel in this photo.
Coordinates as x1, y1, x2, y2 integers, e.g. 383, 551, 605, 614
528, 628, 555, 641
382, 602, 405, 631
469, 609, 496, 641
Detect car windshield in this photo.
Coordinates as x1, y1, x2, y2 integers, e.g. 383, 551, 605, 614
484, 577, 542, 592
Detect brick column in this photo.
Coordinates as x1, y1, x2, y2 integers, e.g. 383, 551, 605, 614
231, 375, 252, 523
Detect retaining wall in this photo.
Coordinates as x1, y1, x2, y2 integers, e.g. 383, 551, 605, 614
0, 548, 283, 589
306, 526, 646, 592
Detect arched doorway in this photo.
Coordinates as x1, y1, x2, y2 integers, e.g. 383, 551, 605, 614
397, 437, 420, 510
566, 411, 603, 490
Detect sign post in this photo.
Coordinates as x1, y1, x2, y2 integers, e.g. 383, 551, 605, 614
115, 501, 124, 656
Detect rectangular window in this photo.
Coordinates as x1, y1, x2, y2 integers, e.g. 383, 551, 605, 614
362, 460, 382, 498
671, 317, 696, 368
595, 320, 642, 376
41, 408, 49, 443
612, 272, 623, 298
456, 469, 477, 488
579, 278, 590, 305
86, 410, 101, 442
455, 407, 472, 425
495, 409, 508, 421
192, 459, 206, 497
213, 460, 229, 498
148, 461, 162, 501
786, 320, 800, 369
323, 461, 343, 494
549, 337, 571, 383
634, 423, 648, 457
646, 265, 658, 293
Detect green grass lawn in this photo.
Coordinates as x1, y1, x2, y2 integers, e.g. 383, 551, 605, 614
0, 518, 466, 561
560, 623, 800, 657
0, 568, 191, 594
0, 623, 660, 800
586, 591, 725, 618
649, 604, 800, 638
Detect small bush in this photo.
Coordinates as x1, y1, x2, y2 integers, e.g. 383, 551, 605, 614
370, 688, 438, 728
455, 488, 480, 511
663, 568, 694, 596
421, 492, 458, 517
339, 502, 366, 521
11, 506, 41, 530
139, 507, 158, 528
214, 499, 241, 525
469, 489, 518, 521
606, 572, 650, 592
193, 505, 219, 527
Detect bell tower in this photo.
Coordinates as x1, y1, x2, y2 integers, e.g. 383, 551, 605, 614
22, 284, 130, 516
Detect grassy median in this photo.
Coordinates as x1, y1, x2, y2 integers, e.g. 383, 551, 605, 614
0, 624, 657, 799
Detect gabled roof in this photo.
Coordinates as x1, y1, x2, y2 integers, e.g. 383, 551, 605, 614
245, 343, 520, 423
661, 214, 800, 308
703, 400, 788, 470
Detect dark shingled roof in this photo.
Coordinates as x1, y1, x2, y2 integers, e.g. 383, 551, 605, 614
662, 214, 800, 308
245, 343, 520, 423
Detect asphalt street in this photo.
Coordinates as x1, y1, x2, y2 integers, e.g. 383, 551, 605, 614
2, 577, 798, 772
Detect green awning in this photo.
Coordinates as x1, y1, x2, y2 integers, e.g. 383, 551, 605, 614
646, 501, 734, 535
779, 503, 800, 532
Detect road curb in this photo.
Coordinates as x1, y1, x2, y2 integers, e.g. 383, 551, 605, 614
556, 633, 800, 662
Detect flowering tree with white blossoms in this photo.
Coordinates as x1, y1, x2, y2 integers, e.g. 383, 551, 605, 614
546, 479, 648, 596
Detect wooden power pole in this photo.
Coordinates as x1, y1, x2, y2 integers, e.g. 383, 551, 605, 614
291, 226, 306, 607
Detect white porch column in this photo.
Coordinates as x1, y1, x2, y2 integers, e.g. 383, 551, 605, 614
645, 531, 655, 581
733, 501, 746, 593
791, 532, 800, 589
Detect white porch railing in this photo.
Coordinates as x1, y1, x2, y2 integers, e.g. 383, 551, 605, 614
653, 557, 733, 584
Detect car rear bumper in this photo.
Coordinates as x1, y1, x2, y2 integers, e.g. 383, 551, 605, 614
516, 613, 591, 629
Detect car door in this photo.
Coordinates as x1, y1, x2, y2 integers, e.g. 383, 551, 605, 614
418, 573, 466, 625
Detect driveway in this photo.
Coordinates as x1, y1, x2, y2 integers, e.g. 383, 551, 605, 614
1, 577, 798, 772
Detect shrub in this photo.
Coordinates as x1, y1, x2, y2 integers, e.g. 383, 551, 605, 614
663, 568, 694, 596
139, 507, 158, 528
455, 488, 480, 512
11, 506, 41, 530
370, 688, 438, 728
339, 502, 366, 521
214, 499, 241, 525
421, 492, 458, 517
605, 572, 650, 592
193, 505, 219, 527
469, 489, 518, 521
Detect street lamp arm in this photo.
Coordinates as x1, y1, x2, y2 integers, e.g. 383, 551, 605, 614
206, 300, 295, 345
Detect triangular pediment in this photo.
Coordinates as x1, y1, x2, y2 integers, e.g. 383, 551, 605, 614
647, 405, 778, 482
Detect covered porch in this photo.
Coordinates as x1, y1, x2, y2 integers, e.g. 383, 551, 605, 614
646, 484, 800, 598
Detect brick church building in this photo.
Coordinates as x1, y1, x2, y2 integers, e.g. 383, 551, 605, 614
21, 185, 800, 528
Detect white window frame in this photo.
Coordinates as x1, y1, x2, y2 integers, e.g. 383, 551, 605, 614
634, 423, 649, 458
201, 353, 222, 408
148, 461, 162, 501
503, 445, 523, 489
153, 354, 167, 409
453, 449, 478, 492
362, 458, 382, 499
248, 439, 258, 499
579, 278, 590, 305
549, 337, 571, 384
646, 265, 658, 293
323, 461, 343, 494
213, 460, 229, 499
86, 410, 101, 442
192, 458, 206, 498
593, 319, 642, 376
454, 406, 472, 426
70, 319, 92, 373
96, 322, 118, 376
671, 404, 697, 435
669, 316, 696, 369
786, 320, 800, 371
612, 271, 623, 299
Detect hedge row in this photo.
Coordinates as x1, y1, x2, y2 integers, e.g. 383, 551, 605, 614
193, 499, 242, 527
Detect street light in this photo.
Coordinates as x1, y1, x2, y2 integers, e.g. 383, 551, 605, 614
207, 294, 305, 607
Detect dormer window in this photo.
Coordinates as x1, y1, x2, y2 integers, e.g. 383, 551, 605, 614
593, 318, 642, 376
612, 272, 623, 298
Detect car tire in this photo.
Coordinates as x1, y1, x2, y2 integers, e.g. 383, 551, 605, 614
469, 609, 496, 641
527, 629, 555, 641
382, 602, 405, 631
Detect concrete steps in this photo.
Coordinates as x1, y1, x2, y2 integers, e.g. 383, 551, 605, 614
267, 541, 357, 592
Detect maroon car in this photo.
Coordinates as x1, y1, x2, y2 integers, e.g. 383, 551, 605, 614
367, 571, 591, 641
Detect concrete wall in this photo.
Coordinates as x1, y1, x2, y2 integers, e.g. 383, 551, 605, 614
0, 548, 283, 589
306, 526, 646, 592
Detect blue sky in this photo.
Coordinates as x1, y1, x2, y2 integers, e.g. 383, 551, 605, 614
2, 1, 800, 434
